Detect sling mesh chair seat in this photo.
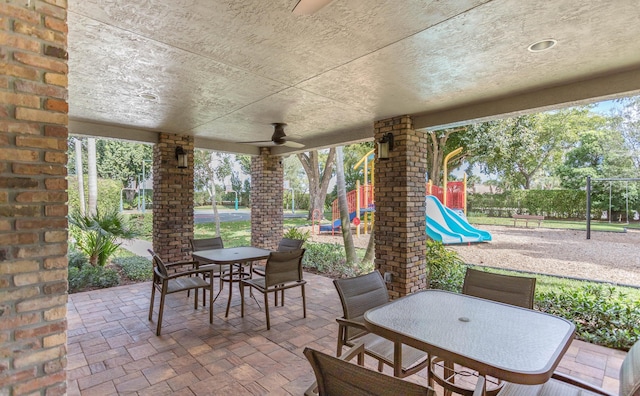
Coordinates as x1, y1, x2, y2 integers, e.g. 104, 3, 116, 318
431, 268, 537, 396
333, 270, 430, 378
304, 341, 438, 396
252, 238, 305, 305
148, 249, 214, 336
497, 338, 640, 396
190, 237, 225, 303
240, 248, 306, 330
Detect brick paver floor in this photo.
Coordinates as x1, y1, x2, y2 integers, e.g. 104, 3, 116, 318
66, 272, 625, 395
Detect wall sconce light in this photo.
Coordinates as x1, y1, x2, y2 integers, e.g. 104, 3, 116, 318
175, 146, 188, 169
377, 133, 394, 160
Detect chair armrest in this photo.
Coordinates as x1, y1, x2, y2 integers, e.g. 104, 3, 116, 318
165, 260, 198, 269
336, 317, 368, 332
304, 342, 366, 396
473, 376, 485, 396
551, 372, 615, 396
157, 268, 215, 281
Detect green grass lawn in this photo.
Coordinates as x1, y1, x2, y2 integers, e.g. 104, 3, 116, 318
194, 218, 311, 246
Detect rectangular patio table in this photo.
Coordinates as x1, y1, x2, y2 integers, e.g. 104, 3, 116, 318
192, 246, 271, 317
363, 289, 575, 393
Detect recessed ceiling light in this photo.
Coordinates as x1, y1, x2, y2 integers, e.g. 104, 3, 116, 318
528, 39, 557, 52
139, 92, 158, 101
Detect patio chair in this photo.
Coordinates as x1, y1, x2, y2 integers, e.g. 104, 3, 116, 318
252, 238, 304, 304
240, 249, 306, 330
303, 341, 437, 396
497, 337, 640, 396
190, 237, 225, 303
148, 249, 214, 336
333, 270, 430, 378
431, 268, 537, 396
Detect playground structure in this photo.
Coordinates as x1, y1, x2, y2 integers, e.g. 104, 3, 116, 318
315, 150, 375, 235
314, 147, 491, 244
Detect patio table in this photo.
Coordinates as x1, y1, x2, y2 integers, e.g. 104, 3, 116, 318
193, 246, 271, 317
364, 289, 575, 393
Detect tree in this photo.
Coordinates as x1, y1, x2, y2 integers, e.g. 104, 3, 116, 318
194, 150, 236, 236
96, 140, 153, 189
556, 128, 638, 218
464, 109, 591, 189
297, 149, 336, 220
611, 95, 640, 170
425, 127, 466, 186
335, 146, 357, 264
87, 138, 98, 215
74, 138, 86, 215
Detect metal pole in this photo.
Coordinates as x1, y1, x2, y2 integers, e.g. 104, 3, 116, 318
586, 176, 591, 240
234, 191, 238, 211
608, 182, 612, 223
626, 181, 629, 224
120, 189, 124, 212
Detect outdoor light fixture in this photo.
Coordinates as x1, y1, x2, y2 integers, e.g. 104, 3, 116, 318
377, 133, 394, 160
175, 146, 188, 169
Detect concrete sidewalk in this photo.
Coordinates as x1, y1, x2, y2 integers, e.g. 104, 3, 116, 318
118, 238, 153, 258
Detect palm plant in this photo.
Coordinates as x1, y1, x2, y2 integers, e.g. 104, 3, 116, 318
69, 209, 138, 267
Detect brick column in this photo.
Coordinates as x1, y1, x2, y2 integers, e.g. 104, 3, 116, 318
251, 147, 283, 250
152, 133, 194, 262
374, 116, 428, 298
0, 1, 69, 394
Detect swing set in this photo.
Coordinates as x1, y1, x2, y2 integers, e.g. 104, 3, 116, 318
585, 176, 640, 239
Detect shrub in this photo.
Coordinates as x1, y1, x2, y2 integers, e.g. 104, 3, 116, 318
113, 256, 153, 281
283, 227, 311, 242
68, 264, 120, 293
68, 248, 89, 269
67, 176, 122, 214
426, 240, 467, 292
69, 208, 138, 266
303, 242, 348, 275
536, 284, 640, 350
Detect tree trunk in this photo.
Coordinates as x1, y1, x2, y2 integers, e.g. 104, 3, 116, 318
335, 147, 357, 264
298, 149, 336, 220
74, 138, 86, 215
87, 137, 98, 216
210, 180, 221, 236
361, 229, 375, 264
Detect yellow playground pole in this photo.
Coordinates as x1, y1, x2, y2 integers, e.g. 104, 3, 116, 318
463, 172, 468, 216
443, 147, 463, 207
354, 149, 375, 235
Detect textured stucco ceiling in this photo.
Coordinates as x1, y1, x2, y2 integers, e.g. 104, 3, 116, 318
67, 0, 640, 155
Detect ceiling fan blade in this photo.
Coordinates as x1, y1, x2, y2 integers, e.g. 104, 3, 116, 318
237, 140, 273, 145
283, 140, 305, 148
292, 0, 335, 15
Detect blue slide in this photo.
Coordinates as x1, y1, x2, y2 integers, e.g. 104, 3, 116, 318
319, 211, 357, 233
425, 195, 491, 244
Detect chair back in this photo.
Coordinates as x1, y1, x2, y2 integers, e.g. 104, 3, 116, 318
620, 339, 640, 396
190, 237, 224, 251
303, 347, 433, 396
333, 270, 389, 341
147, 249, 168, 279
277, 238, 304, 252
264, 249, 305, 288
462, 268, 536, 309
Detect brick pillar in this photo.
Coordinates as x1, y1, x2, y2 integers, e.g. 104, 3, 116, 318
152, 133, 194, 262
251, 147, 283, 249
0, 1, 69, 395
374, 116, 428, 298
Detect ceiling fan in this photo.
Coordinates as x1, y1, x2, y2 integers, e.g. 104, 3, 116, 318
292, 0, 335, 15
240, 123, 305, 148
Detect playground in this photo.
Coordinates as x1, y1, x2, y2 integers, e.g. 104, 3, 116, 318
304, 224, 640, 287
315, 148, 492, 244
